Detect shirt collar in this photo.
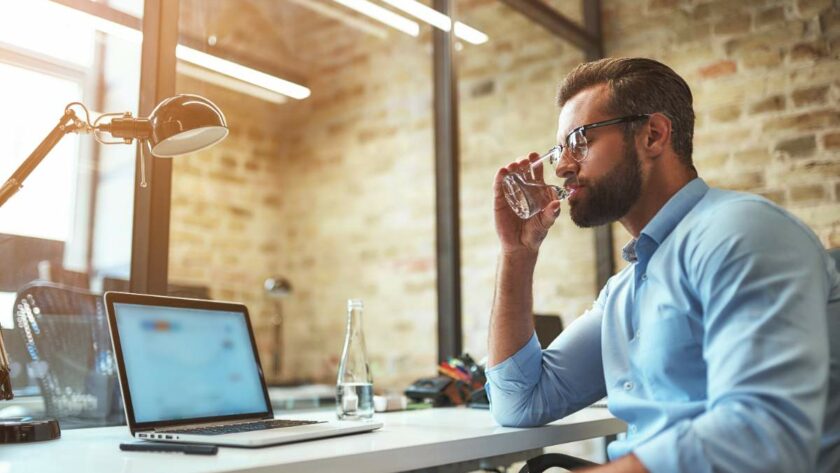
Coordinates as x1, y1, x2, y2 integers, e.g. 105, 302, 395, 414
621, 178, 709, 263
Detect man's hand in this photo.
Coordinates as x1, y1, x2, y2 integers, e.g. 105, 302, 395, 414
494, 152, 562, 257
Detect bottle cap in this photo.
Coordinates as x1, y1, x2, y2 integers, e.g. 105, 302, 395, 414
347, 299, 364, 310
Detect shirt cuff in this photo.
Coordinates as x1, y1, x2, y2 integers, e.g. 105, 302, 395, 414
485, 332, 542, 393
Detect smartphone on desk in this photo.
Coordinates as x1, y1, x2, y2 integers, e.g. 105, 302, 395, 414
120, 441, 218, 455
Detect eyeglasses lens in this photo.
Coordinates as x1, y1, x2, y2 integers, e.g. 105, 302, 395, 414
569, 130, 588, 162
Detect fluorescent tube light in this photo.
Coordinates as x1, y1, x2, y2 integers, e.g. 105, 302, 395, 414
45, 0, 310, 101
381, 0, 450, 31
177, 62, 287, 104
332, 0, 420, 36
175, 46, 310, 100
453, 22, 489, 45
380, 0, 489, 45
290, 0, 389, 39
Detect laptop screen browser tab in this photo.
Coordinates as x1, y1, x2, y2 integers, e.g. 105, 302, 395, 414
112, 302, 269, 423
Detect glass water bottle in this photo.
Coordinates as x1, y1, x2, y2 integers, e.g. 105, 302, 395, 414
336, 299, 374, 420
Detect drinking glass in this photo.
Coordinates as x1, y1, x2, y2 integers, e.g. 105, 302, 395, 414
502, 147, 569, 219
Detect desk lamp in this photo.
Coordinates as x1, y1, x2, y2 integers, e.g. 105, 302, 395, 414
0, 94, 228, 443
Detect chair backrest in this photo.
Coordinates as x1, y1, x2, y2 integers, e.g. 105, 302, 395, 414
820, 248, 840, 472
13, 282, 123, 427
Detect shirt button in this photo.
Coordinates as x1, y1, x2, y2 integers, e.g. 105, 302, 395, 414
629, 424, 637, 433
623, 381, 634, 391
641, 274, 647, 281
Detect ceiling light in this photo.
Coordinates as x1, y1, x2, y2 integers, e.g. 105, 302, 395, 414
380, 0, 489, 45
381, 0, 450, 31
290, 0, 389, 39
175, 46, 310, 100
453, 22, 488, 45
45, 1, 310, 101
332, 0, 420, 36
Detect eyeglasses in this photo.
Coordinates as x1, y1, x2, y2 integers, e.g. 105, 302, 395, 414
539, 114, 651, 168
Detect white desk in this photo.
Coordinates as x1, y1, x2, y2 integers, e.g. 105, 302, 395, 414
0, 407, 625, 473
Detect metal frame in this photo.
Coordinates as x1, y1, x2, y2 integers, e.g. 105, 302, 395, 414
497, 0, 613, 289
432, 0, 607, 362
129, 0, 178, 295
433, 0, 463, 362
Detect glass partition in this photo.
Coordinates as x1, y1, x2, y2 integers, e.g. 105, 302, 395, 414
454, 2, 595, 357
0, 1, 143, 427
171, 0, 437, 392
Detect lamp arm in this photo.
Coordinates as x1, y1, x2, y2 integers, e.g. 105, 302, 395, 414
0, 108, 82, 208
0, 108, 86, 399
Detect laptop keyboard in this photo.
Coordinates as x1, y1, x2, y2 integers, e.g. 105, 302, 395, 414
165, 419, 323, 436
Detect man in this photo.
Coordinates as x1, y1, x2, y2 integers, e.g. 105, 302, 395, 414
486, 57, 840, 473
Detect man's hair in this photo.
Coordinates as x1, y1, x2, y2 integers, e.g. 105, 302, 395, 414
557, 57, 695, 167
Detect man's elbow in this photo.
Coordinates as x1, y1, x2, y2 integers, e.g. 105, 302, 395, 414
489, 400, 548, 427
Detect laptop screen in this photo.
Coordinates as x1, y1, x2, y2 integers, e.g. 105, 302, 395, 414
112, 302, 270, 423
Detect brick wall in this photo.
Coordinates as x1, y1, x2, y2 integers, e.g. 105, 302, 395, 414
605, 0, 840, 269
169, 0, 840, 391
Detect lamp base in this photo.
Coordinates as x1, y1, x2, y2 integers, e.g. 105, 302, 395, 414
0, 417, 60, 443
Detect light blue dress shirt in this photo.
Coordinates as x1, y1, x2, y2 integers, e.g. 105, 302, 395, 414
486, 178, 840, 473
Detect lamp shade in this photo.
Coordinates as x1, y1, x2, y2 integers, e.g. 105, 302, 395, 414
148, 94, 228, 157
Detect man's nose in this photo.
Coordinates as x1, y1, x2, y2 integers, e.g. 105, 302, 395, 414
554, 147, 579, 179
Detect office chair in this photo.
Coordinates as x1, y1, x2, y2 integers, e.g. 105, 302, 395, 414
12, 282, 124, 428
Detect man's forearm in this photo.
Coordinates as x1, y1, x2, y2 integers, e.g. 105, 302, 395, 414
488, 250, 539, 367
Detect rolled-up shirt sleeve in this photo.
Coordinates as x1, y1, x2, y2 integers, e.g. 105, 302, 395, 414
486, 303, 607, 427
634, 201, 831, 473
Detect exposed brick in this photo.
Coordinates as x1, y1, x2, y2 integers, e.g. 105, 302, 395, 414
763, 110, 840, 132
756, 189, 786, 205
696, 152, 730, 169
698, 60, 737, 78
714, 15, 752, 35
677, 23, 713, 44
648, 0, 679, 11
796, 0, 833, 18
749, 95, 786, 114
756, 6, 787, 28
824, 132, 840, 149
792, 85, 830, 106
820, 8, 840, 33
470, 80, 495, 98
711, 104, 742, 122
830, 225, 840, 248
709, 171, 765, 191
724, 21, 806, 57
733, 147, 771, 166
790, 41, 830, 61
693, 0, 770, 21
775, 135, 817, 157
743, 48, 784, 69
790, 183, 827, 202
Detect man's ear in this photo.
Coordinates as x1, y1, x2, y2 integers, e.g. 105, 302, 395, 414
643, 112, 671, 157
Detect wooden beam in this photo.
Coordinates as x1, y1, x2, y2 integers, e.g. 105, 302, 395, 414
499, 0, 601, 58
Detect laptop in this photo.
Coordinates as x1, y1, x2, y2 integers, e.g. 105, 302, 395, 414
104, 291, 382, 447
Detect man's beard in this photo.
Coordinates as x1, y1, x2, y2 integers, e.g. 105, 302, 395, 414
569, 140, 643, 228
